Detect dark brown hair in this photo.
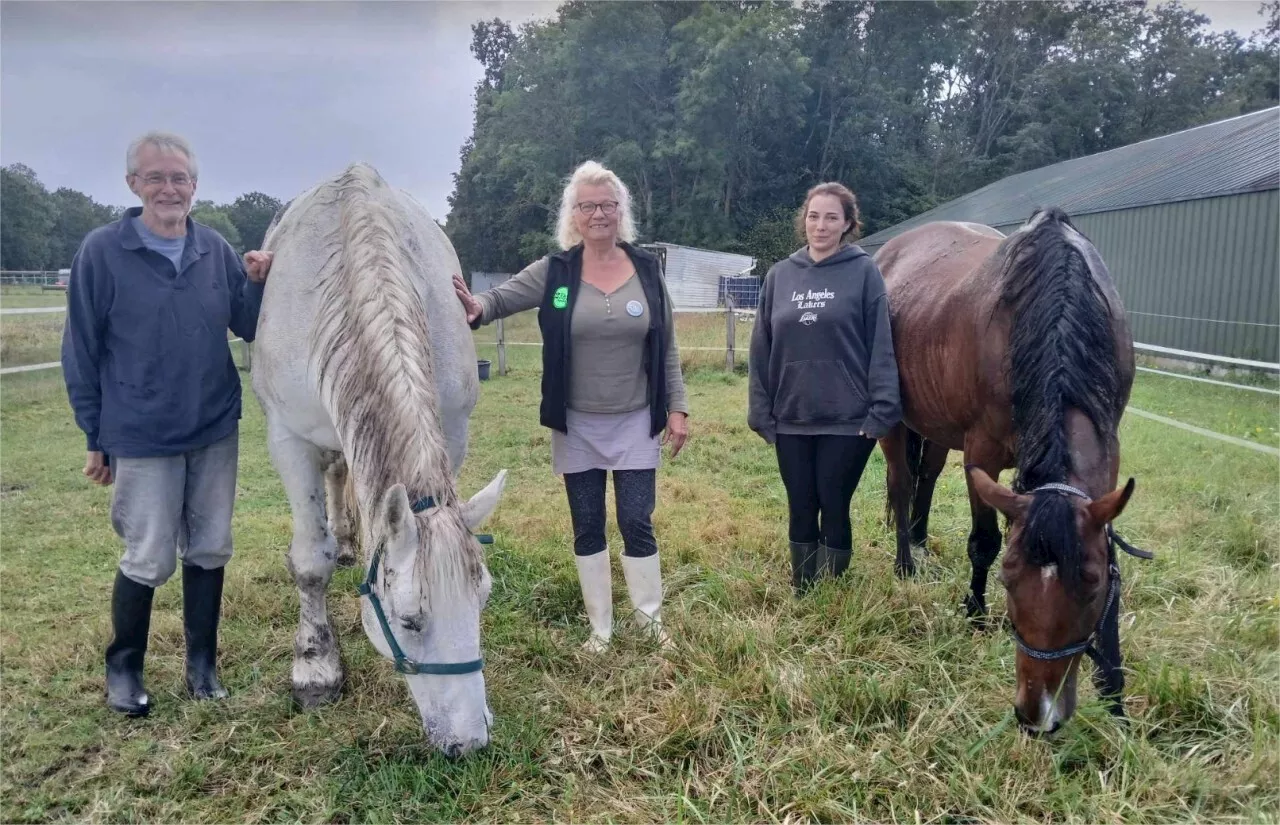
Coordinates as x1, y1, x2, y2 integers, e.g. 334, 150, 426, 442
794, 182, 863, 243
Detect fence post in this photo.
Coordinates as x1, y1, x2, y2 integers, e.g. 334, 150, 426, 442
725, 294, 736, 371
496, 317, 507, 376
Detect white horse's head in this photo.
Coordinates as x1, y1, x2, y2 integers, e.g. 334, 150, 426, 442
359, 469, 507, 757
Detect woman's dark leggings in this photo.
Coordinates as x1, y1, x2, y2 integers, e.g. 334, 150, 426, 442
563, 469, 657, 558
775, 434, 877, 550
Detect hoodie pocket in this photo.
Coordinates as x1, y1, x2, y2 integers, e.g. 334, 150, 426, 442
774, 360, 867, 425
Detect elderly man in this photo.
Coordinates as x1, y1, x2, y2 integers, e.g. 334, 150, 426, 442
60, 131, 274, 716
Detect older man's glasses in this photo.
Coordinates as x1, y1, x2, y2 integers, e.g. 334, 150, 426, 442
576, 200, 618, 216
135, 172, 193, 187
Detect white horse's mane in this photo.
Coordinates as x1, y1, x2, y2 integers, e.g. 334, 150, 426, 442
275, 163, 481, 594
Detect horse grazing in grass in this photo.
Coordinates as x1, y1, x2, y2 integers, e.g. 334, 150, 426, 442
875, 207, 1147, 734
252, 163, 507, 757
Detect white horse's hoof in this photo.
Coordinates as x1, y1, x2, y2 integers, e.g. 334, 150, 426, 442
292, 679, 343, 708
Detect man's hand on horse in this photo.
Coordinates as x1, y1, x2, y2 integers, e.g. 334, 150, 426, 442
245, 250, 274, 283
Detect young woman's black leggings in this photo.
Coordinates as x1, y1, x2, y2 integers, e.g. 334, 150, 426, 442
563, 469, 657, 558
775, 434, 877, 550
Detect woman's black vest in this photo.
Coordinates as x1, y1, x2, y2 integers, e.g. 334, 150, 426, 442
536, 242, 670, 437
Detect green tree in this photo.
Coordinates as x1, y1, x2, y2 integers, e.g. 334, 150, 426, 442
226, 191, 282, 252
1, 164, 58, 270
191, 200, 243, 252
48, 187, 118, 268
444, 0, 1278, 272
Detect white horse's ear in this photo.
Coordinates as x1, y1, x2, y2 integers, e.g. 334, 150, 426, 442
463, 469, 507, 530
380, 483, 414, 542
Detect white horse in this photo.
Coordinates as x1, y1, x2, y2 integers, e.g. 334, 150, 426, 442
251, 162, 507, 757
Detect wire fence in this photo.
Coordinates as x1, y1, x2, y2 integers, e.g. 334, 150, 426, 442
0, 271, 65, 286
3, 305, 1274, 454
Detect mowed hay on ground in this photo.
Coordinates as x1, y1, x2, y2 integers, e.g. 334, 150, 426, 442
1, 316, 1277, 823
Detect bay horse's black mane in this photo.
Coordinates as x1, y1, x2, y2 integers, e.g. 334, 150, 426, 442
999, 207, 1123, 592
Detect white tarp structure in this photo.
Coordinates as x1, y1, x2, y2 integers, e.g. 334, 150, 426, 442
641, 243, 755, 310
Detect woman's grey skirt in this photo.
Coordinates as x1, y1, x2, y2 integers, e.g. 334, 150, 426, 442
551, 407, 661, 475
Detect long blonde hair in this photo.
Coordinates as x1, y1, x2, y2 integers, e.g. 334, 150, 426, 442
555, 160, 638, 250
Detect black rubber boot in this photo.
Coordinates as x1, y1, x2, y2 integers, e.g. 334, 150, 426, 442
789, 541, 820, 595
182, 563, 229, 700
821, 542, 852, 579
105, 570, 154, 717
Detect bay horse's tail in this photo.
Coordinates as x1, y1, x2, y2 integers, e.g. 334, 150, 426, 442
884, 427, 926, 531
1000, 206, 1124, 586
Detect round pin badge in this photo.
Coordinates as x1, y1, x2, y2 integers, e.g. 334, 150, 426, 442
626, 300, 644, 317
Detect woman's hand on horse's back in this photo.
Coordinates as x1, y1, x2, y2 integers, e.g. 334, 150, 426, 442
452, 274, 482, 323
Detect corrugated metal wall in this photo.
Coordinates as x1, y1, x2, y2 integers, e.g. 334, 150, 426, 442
863, 190, 1279, 361
471, 272, 512, 293
1072, 191, 1278, 361
649, 244, 756, 310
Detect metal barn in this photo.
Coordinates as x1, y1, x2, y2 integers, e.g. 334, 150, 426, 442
470, 271, 513, 293
858, 107, 1280, 363
641, 243, 756, 310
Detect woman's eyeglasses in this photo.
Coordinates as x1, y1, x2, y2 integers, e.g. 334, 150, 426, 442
576, 201, 618, 216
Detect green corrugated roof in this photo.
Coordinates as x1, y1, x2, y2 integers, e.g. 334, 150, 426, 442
860, 106, 1280, 247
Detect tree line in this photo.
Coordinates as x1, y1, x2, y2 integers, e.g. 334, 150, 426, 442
445, 0, 1279, 275
0, 163, 282, 271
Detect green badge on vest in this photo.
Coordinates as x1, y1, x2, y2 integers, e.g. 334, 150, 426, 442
553, 286, 569, 309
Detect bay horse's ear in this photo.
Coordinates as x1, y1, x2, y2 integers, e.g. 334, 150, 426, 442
965, 466, 1029, 520
1088, 477, 1135, 526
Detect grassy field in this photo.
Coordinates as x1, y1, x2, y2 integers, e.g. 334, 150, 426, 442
2, 313, 1278, 822
0, 286, 67, 310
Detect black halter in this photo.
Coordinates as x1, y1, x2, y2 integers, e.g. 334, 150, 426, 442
1009, 483, 1152, 664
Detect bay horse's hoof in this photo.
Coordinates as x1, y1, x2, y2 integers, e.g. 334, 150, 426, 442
963, 595, 990, 624
292, 680, 343, 709
894, 560, 916, 579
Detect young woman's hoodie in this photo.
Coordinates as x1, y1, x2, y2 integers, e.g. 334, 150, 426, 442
747, 243, 902, 444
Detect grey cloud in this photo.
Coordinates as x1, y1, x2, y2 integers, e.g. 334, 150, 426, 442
1, 0, 559, 221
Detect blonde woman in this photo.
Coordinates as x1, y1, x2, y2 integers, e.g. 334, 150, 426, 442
452, 160, 688, 651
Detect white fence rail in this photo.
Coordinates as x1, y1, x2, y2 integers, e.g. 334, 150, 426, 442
1134, 342, 1279, 372
3, 312, 1274, 455
1, 338, 248, 376
1, 306, 66, 316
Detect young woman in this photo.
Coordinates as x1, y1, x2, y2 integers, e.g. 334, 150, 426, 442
747, 182, 901, 593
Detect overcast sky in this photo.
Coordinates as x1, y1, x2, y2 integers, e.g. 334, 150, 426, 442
0, 0, 560, 220
1, 0, 1269, 222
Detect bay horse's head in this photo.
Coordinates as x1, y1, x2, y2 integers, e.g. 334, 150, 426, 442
968, 468, 1135, 735
359, 470, 507, 757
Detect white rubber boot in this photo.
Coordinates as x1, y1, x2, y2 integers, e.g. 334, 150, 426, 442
574, 551, 613, 653
621, 553, 672, 650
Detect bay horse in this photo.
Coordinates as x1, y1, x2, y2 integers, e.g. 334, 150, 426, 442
252, 163, 507, 757
875, 207, 1149, 734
